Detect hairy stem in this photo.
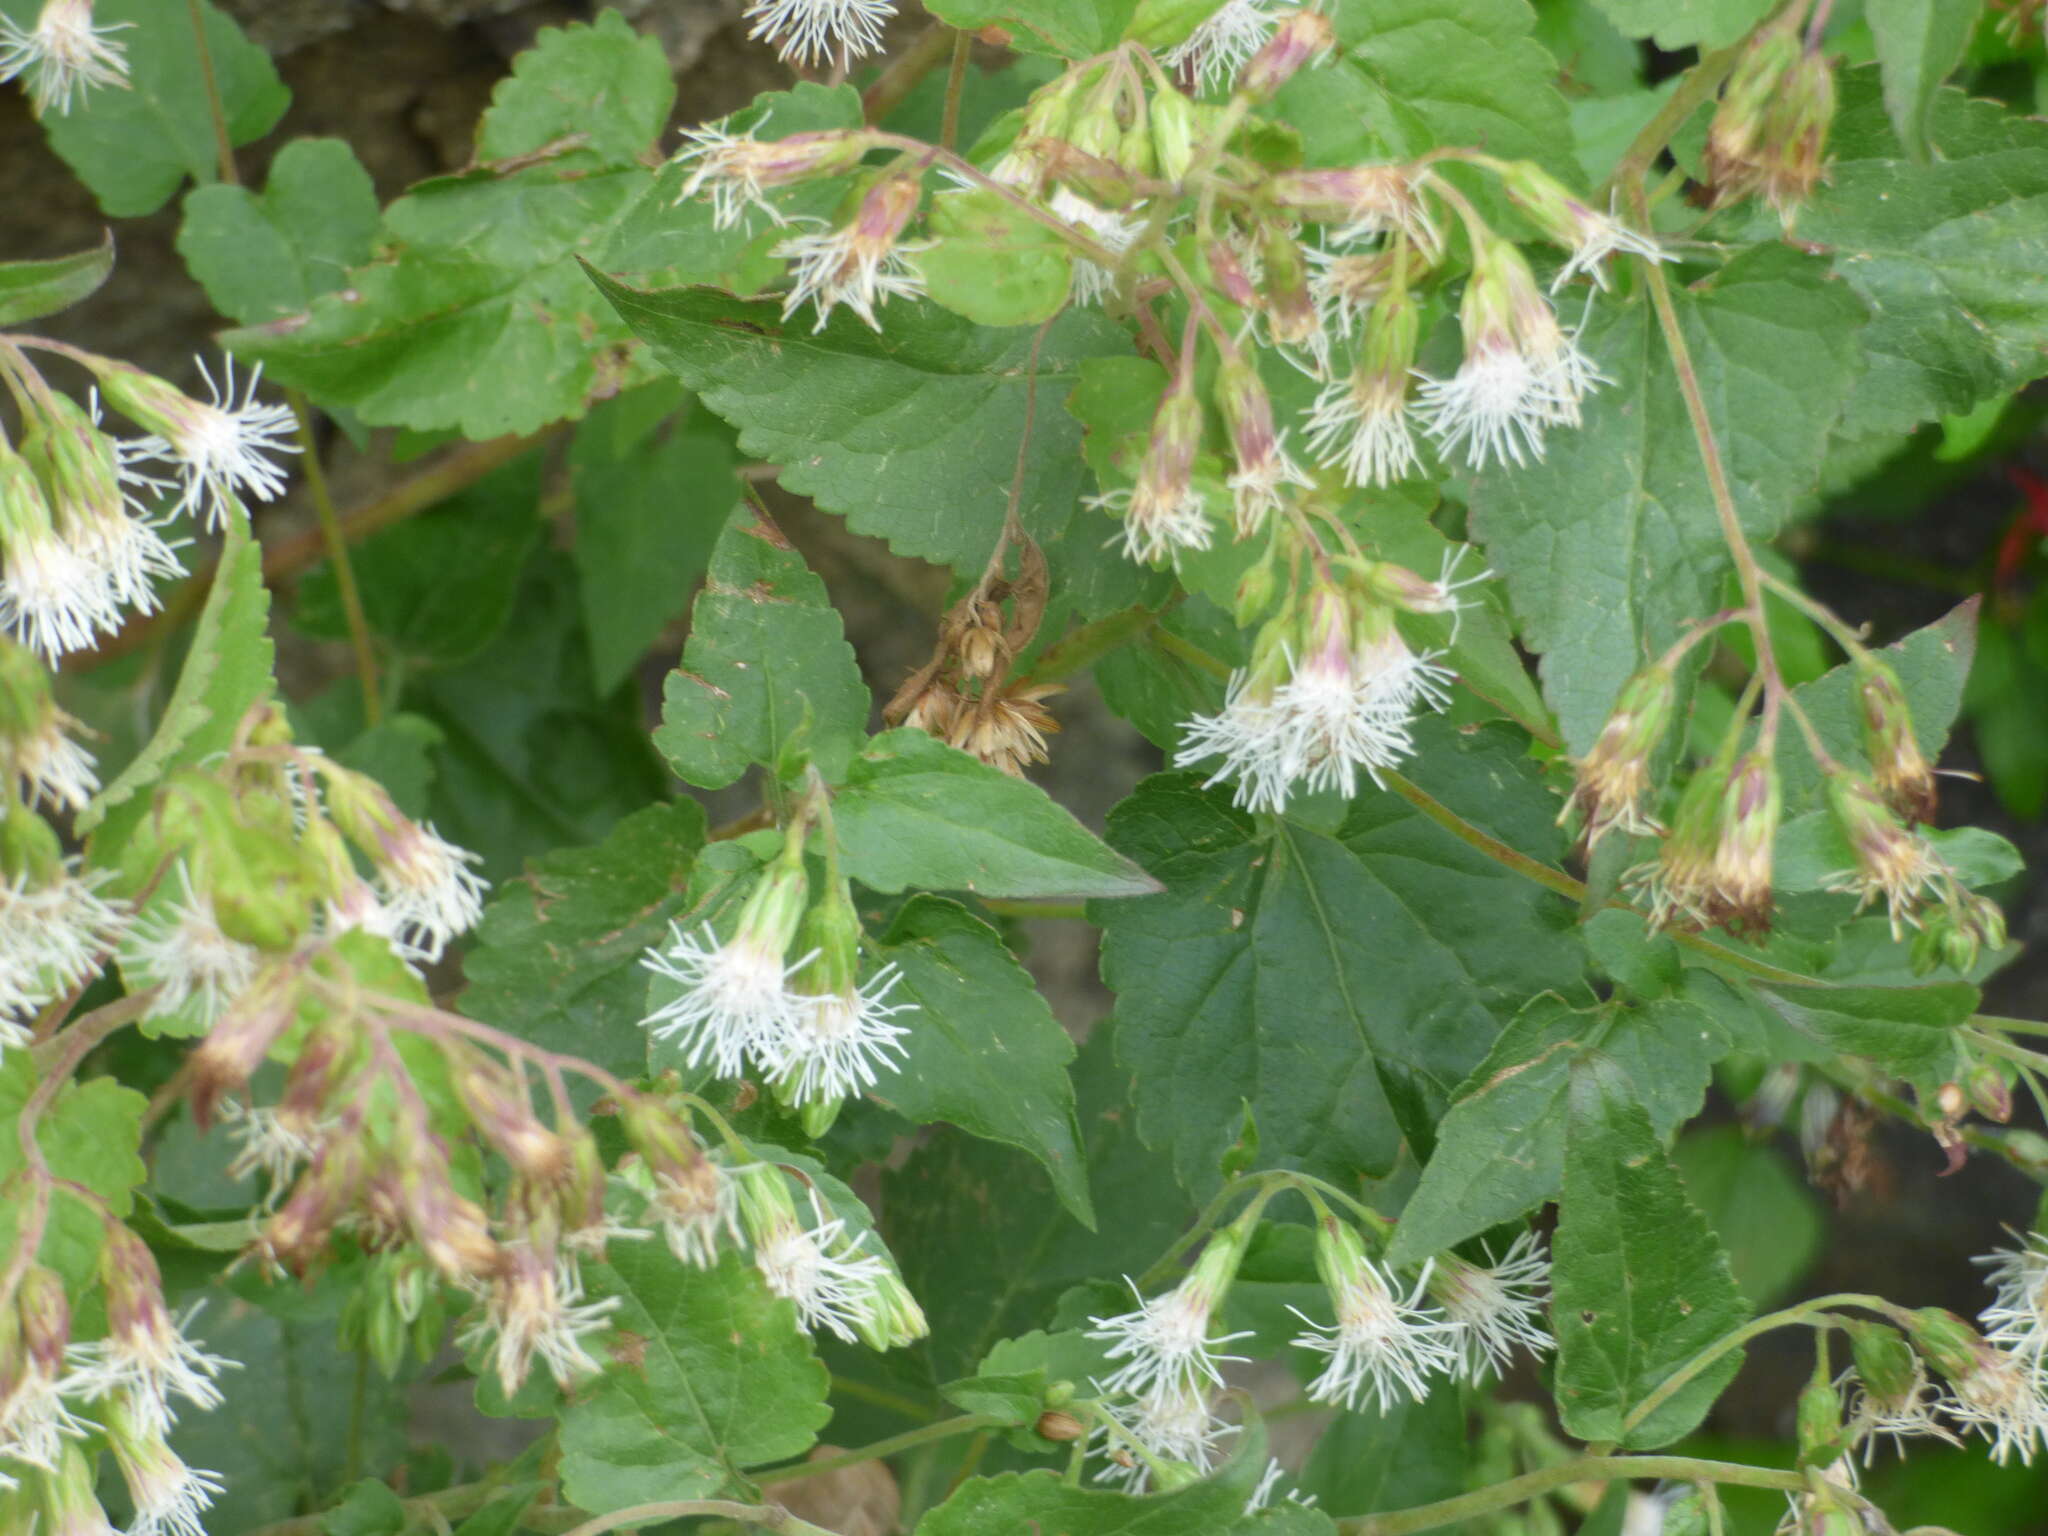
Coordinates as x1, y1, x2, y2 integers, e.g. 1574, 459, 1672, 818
755, 1414, 1003, 1486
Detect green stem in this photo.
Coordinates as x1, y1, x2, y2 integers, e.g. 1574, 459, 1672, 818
828, 1373, 936, 1422
1619, 1293, 1905, 1439
940, 29, 971, 151
185, 0, 238, 185
1757, 567, 1871, 660
861, 21, 954, 125
1025, 602, 1168, 684
754, 1415, 1003, 1486
1342, 1455, 1809, 1536
289, 390, 382, 724
1604, 42, 1743, 203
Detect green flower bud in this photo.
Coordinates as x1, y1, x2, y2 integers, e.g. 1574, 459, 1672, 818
1796, 1371, 1848, 1466
1564, 661, 1676, 852
1856, 659, 1935, 823
1150, 82, 1199, 180
1845, 1320, 1918, 1410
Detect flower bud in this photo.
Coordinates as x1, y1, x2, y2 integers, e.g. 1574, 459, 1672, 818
1856, 660, 1935, 823
1033, 137, 1139, 208
456, 1059, 567, 1185
674, 124, 878, 227
1149, 82, 1199, 180
1965, 1058, 2013, 1124
1036, 1408, 1086, 1441
1267, 165, 1436, 255
36, 1441, 117, 1536
1257, 221, 1321, 357
1845, 1320, 1918, 1407
1796, 1372, 1848, 1466
1203, 236, 1259, 310
1903, 1306, 1984, 1381
1564, 661, 1676, 852
1706, 750, 1781, 935
392, 1124, 501, 1282
1238, 7, 1336, 100
1707, 17, 1834, 215
1821, 768, 1936, 936
260, 1134, 365, 1274
1234, 556, 1279, 627
1215, 352, 1306, 536
186, 959, 302, 1128
1115, 360, 1212, 566
850, 1264, 930, 1352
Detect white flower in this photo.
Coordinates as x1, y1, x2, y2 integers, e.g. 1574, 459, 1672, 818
107, 1421, 224, 1536
1843, 1361, 1959, 1464
1087, 481, 1214, 568
4, 708, 100, 815
650, 1159, 744, 1269
1415, 307, 1605, 471
1290, 1256, 1461, 1413
753, 1208, 891, 1343
0, 1363, 95, 1470
126, 357, 298, 532
1431, 1232, 1553, 1383
769, 964, 914, 1105
0, 0, 128, 116
0, 864, 125, 1009
675, 121, 790, 231
1174, 673, 1298, 815
221, 1102, 321, 1191
1165, 0, 1280, 92
1306, 368, 1422, 489
1979, 1232, 2048, 1368
1943, 1348, 2048, 1466
1089, 1279, 1252, 1401
774, 218, 927, 333
1551, 203, 1670, 292
1092, 1380, 1233, 1492
64, 1306, 233, 1441
0, 1011, 32, 1057
745, 0, 896, 67
458, 1247, 619, 1398
0, 519, 122, 661
1050, 189, 1141, 307
641, 920, 810, 1079
370, 821, 486, 962
123, 867, 261, 1028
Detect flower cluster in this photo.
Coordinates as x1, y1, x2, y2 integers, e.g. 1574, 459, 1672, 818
0, 1234, 232, 1532
0, 346, 296, 662
1705, 6, 1836, 216
1175, 548, 1481, 814
639, 813, 916, 1126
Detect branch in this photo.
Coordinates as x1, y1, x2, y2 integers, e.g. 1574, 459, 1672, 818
1342, 1455, 1809, 1536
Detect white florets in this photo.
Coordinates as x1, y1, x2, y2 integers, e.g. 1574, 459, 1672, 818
770, 964, 914, 1105
744, 0, 896, 67
1290, 1256, 1461, 1413
641, 921, 811, 1079
0, 0, 129, 116
128, 358, 298, 532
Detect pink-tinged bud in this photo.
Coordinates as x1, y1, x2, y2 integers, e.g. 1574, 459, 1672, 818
260, 1135, 365, 1275
393, 1124, 501, 1282
1116, 364, 1212, 566
558, 1127, 610, 1247
1216, 353, 1307, 536
456, 1060, 568, 1185
1564, 663, 1676, 853
1238, 7, 1337, 100
1707, 18, 1834, 215
773, 172, 930, 334
1267, 165, 1438, 256
1964, 1058, 2014, 1123
16, 1262, 71, 1380
1031, 136, 1139, 207
1203, 237, 1259, 309
1257, 222, 1322, 360
673, 122, 877, 228
187, 960, 301, 1128
98, 1222, 172, 1360
1855, 660, 1935, 824
276, 1019, 355, 1135
1705, 750, 1781, 936
1821, 769, 1937, 937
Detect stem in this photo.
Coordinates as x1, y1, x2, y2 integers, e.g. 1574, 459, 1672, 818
1757, 566, 1871, 659
185, 0, 238, 185
289, 390, 382, 724
829, 1373, 935, 1422
1024, 602, 1167, 684
940, 30, 971, 151
1342, 1456, 1809, 1536
755, 1415, 1002, 1486
1383, 771, 1584, 902
980, 898, 1087, 920
1604, 43, 1743, 203
861, 21, 953, 125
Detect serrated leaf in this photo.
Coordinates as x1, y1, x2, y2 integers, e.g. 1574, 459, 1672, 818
1586, 0, 1776, 51
299, 451, 542, 668
224, 40, 862, 438
652, 508, 869, 790
872, 896, 1092, 1221
19, 0, 288, 218
1387, 992, 1729, 1266
80, 507, 275, 841
461, 799, 708, 1080
1750, 978, 1977, 1089
1274, 0, 1575, 174
1737, 72, 2048, 435
920, 0, 1141, 56
834, 729, 1158, 899
569, 385, 737, 694
0, 234, 113, 326
1298, 1392, 1467, 1518
918, 188, 1075, 327
1867, 0, 1983, 162
0, 1057, 146, 1288
177, 137, 379, 324
1552, 1055, 1750, 1448
1095, 721, 1583, 1197
556, 1246, 831, 1515
1673, 1126, 1823, 1309
584, 274, 1150, 616
1467, 245, 1868, 754
886, 1021, 1193, 1383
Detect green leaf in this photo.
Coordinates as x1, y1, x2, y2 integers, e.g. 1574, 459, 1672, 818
1387, 991, 1730, 1266
1744, 72, 2048, 435
570, 384, 738, 694
556, 1246, 831, 1515
886, 1020, 1194, 1383
1275, 0, 1574, 174
0, 1057, 146, 1287
918, 188, 1075, 327
1552, 1055, 1751, 1448
81, 507, 275, 840
583, 275, 1148, 616
177, 137, 380, 324
335, 713, 444, 820
0, 234, 113, 326
652, 507, 869, 790
299, 451, 542, 669
319, 1481, 407, 1536
1585, 0, 1776, 50
1750, 979, 1977, 1090
1867, 0, 1983, 161
23, 0, 288, 217
920, 0, 1141, 56
834, 729, 1159, 899
872, 896, 1092, 1222
1095, 721, 1583, 1196
1467, 245, 1868, 753
1298, 1393, 1467, 1517
461, 799, 708, 1080
225, 34, 863, 438
1672, 1126, 1823, 1309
